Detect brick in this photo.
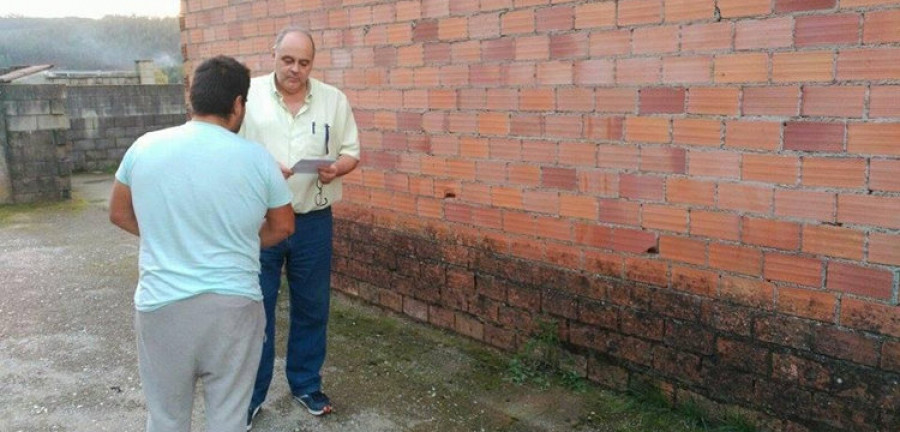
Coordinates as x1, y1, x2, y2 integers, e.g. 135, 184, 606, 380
847, 123, 900, 156
742, 217, 800, 250
725, 121, 781, 151
575, 2, 616, 29
775, 0, 835, 13
773, 51, 835, 83
599, 199, 641, 226
735, 17, 792, 50
523, 190, 559, 214
520, 88, 555, 111
717, 0, 770, 18
885, 341, 900, 372
681, 22, 732, 52
837, 48, 900, 81
639, 87, 686, 115
838, 194, 900, 229
508, 164, 541, 187
634, 26, 680, 55
687, 87, 740, 115
801, 86, 865, 118
841, 297, 900, 338
764, 253, 824, 286
516, 35, 550, 61
802, 224, 865, 260
558, 142, 596, 167
641, 146, 686, 174
485, 89, 518, 111
666, 177, 716, 206
557, 88, 595, 112
574, 59, 615, 85
596, 88, 638, 113
536, 5, 574, 33
585, 116, 624, 141
709, 243, 762, 276
742, 86, 800, 116
560, 194, 598, 220
551, 33, 588, 59
776, 286, 836, 322
660, 235, 707, 265
870, 232, 900, 266
795, 13, 859, 47
597, 145, 640, 170
542, 166, 577, 190
673, 118, 721, 147
501, 9, 534, 35
618, 0, 663, 26
643, 205, 689, 233
871, 86, 900, 118
801, 157, 866, 189
718, 183, 773, 214
468, 12, 500, 40
482, 38, 515, 62
714, 53, 768, 83
537, 61, 573, 85
671, 265, 717, 296
616, 58, 662, 85
503, 63, 536, 86
664, 0, 715, 23
613, 228, 658, 253
578, 170, 618, 196
477, 112, 509, 136
689, 150, 740, 179
784, 122, 844, 153
438, 16, 468, 40
620, 174, 665, 201
625, 116, 670, 143
775, 189, 835, 221
719, 276, 774, 309
589, 29, 631, 57
870, 159, 900, 192
742, 154, 798, 185
827, 262, 894, 300
625, 257, 668, 286
864, 9, 900, 44
662, 56, 713, 84
691, 210, 741, 241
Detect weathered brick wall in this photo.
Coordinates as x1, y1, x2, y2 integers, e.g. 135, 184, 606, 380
181, 1, 900, 430
0, 84, 71, 204
65, 85, 186, 171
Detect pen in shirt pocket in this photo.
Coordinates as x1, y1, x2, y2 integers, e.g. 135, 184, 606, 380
324, 124, 330, 155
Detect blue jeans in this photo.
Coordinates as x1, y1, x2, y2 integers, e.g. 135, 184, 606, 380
250, 208, 333, 411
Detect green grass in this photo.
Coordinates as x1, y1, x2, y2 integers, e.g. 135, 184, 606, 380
0, 198, 85, 224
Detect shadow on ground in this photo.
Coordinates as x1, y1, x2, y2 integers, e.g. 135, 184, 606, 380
0, 173, 715, 432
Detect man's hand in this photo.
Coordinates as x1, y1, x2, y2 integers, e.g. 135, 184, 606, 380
317, 155, 359, 185
280, 163, 293, 179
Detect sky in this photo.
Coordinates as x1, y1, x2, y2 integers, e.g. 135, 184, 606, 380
0, 0, 180, 19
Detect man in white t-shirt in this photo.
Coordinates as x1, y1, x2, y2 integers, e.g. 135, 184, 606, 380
109, 55, 295, 432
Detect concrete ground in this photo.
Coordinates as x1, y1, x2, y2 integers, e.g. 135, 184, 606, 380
0, 174, 616, 432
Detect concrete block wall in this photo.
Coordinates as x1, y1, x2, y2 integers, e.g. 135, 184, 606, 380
180, 1, 900, 430
0, 84, 71, 204
65, 85, 186, 171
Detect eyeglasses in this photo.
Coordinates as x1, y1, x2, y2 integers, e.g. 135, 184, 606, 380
315, 179, 328, 207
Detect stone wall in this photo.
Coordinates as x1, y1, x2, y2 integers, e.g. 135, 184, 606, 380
0, 84, 71, 204
65, 85, 186, 171
0, 83, 186, 203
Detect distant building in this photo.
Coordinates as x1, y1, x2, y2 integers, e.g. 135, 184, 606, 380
0, 60, 160, 85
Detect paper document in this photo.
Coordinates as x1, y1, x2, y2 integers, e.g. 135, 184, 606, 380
290, 158, 334, 174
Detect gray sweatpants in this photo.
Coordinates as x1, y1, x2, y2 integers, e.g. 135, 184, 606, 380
135, 293, 264, 432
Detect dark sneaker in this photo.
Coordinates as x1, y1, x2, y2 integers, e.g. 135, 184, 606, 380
246, 405, 260, 431
294, 391, 333, 416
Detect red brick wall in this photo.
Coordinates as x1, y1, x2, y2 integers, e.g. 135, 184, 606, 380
180, 1, 900, 430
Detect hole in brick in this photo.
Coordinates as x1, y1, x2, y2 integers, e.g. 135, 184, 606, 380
646, 246, 659, 254
444, 191, 456, 199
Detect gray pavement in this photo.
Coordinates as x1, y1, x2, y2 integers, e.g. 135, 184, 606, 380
0, 174, 605, 432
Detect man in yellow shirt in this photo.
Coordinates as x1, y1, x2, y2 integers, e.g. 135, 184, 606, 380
239, 26, 360, 428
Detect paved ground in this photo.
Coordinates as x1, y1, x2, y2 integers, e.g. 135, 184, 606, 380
0, 174, 611, 432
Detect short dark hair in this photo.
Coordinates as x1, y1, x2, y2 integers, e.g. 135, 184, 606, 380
189, 55, 250, 117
